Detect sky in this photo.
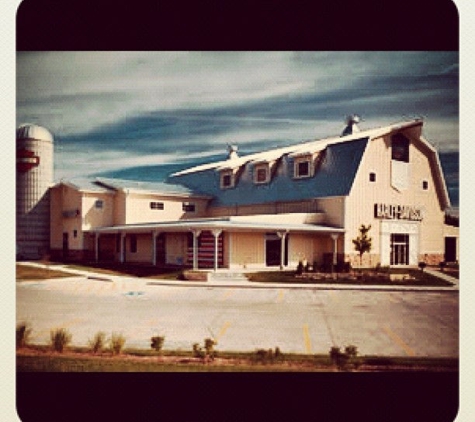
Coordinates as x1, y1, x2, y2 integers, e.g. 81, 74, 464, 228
16, 51, 459, 180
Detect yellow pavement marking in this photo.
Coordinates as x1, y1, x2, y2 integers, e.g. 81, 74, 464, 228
303, 324, 312, 354
382, 325, 416, 356
276, 289, 284, 303
216, 321, 231, 341
328, 291, 339, 303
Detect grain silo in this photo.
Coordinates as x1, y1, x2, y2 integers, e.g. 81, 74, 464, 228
16, 124, 54, 259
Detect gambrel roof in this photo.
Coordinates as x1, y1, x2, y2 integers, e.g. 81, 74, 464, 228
168, 119, 451, 210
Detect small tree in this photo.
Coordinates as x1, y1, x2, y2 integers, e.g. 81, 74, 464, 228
352, 224, 372, 267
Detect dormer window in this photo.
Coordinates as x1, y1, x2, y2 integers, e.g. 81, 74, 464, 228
293, 156, 312, 179
254, 164, 270, 184
220, 170, 235, 189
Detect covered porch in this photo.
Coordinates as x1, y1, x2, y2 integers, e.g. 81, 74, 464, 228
89, 216, 345, 272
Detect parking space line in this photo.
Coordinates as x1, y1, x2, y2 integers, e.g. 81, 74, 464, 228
216, 321, 231, 341
276, 289, 284, 303
382, 325, 416, 356
303, 324, 312, 354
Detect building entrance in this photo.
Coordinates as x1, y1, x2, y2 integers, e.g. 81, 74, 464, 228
265, 233, 288, 267
390, 233, 409, 265
155, 234, 166, 265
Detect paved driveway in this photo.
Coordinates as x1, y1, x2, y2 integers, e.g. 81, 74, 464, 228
16, 276, 459, 357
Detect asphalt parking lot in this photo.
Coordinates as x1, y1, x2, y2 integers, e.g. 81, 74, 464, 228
16, 275, 458, 357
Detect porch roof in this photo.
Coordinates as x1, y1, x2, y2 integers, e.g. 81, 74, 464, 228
91, 216, 345, 235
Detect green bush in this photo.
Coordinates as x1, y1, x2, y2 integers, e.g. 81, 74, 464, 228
151, 335, 165, 353
88, 331, 106, 354
418, 262, 427, 271
16, 322, 32, 349
109, 333, 126, 355
50, 328, 72, 353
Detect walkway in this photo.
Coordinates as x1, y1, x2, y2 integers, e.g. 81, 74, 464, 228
17, 262, 459, 292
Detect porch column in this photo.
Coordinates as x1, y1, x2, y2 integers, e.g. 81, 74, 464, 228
211, 229, 222, 272
191, 230, 201, 270
95, 232, 100, 262
277, 230, 288, 270
151, 231, 159, 266
331, 234, 339, 270
120, 233, 126, 263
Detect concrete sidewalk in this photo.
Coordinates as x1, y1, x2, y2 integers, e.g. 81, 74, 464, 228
17, 261, 459, 292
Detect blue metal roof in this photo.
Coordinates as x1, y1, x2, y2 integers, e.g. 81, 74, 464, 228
169, 137, 369, 207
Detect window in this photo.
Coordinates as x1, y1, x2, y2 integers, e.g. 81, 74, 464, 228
183, 202, 196, 212
391, 134, 410, 162
95, 199, 104, 209
294, 158, 312, 178
369, 172, 376, 182
422, 180, 429, 190
220, 170, 234, 189
73, 230, 78, 238
254, 164, 269, 184
150, 201, 164, 210
130, 235, 137, 253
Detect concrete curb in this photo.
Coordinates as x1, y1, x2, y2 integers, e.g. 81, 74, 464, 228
17, 261, 459, 293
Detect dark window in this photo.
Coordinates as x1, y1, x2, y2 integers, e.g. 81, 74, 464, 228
95, 199, 104, 209
256, 167, 267, 183
422, 180, 429, 190
369, 172, 376, 182
73, 230, 78, 238
130, 235, 137, 253
296, 160, 310, 177
183, 203, 196, 212
222, 174, 232, 187
150, 202, 164, 210
391, 134, 410, 162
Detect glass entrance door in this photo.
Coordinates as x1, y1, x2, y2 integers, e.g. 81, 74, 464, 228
390, 233, 409, 265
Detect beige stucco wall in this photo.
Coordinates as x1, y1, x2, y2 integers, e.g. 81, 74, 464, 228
229, 232, 265, 269
50, 184, 83, 250
123, 192, 208, 224
82, 192, 115, 230
345, 131, 448, 264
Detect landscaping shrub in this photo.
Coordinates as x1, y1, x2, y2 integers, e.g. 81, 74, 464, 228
88, 331, 106, 354
192, 343, 205, 359
204, 338, 217, 360
439, 261, 446, 272
50, 328, 72, 353
192, 338, 217, 361
418, 262, 427, 271
296, 261, 304, 275
16, 322, 32, 349
151, 335, 165, 353
110, 333, 126, 355
329, 344, 360, 370
254, 347, 283, 364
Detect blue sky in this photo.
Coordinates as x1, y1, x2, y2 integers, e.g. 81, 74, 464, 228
16, 51, 459, 180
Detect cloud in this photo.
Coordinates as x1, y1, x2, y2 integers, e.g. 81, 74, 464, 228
17, 51, 459, 178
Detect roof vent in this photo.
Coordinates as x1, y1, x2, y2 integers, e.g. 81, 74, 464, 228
227, 144, 239, 160
341, 115, 361, 136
